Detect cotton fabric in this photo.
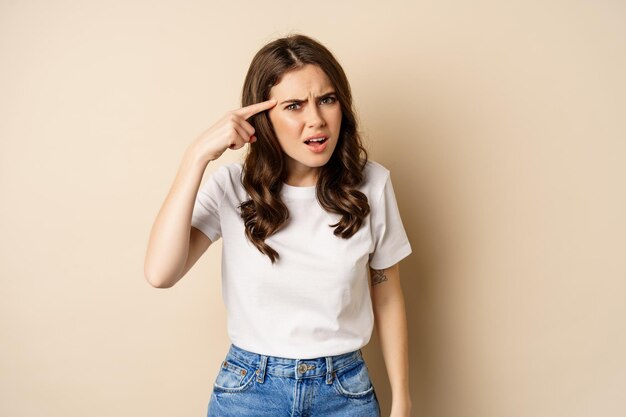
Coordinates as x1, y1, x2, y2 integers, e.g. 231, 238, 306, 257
191, 160, 412, 359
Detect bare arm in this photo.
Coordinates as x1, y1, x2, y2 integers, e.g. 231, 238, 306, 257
143, 150, 212, 288
370, 263, 412, 416
143, 99, 277, 289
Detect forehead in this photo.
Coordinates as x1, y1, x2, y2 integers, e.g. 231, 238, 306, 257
269, 64, 334, 98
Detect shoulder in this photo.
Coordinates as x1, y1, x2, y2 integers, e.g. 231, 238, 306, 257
199, 162, 244, 200
363, 159, 391, 180
210, 161, 243, 184
361, 159, 391, 200
215, 161, 243, 175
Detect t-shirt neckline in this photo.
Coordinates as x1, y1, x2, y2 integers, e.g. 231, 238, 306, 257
281, 182, 316, 199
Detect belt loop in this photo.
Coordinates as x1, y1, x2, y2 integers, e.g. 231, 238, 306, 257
256, 354, 268, 383
325, 356, 334, 384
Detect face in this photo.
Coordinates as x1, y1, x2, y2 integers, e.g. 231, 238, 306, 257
267, 64, 342, 183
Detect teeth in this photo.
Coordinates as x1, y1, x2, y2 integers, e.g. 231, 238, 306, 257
307, 137, 326, 143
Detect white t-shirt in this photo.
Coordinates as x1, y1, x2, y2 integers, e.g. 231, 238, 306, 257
191, 160, 412, 359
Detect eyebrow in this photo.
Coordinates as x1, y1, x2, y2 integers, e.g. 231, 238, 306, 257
279, 91, 337, 105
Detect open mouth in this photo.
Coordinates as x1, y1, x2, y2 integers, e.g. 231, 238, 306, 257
304, 137, 328, 145
303, 137, 329, 153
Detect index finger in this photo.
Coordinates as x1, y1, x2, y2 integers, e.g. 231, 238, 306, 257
234, 99, 277, 120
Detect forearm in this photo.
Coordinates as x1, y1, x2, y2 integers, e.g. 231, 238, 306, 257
144, 148, 208, 288
371, 264, 412, 413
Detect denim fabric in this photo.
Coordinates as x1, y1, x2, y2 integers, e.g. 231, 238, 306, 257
207, 343, 381, 417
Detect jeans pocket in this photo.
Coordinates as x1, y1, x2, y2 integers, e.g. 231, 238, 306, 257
213, 356, 256, 393
332, 359, 375, 399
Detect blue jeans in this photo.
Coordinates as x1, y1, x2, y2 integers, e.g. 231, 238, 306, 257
207, 343, 381, 416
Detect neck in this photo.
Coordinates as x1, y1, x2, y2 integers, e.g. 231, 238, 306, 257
285, 161, 319, 187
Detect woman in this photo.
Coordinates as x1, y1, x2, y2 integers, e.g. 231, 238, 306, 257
144, 33, 413, 417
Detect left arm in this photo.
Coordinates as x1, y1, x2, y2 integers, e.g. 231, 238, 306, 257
370, 262, 412, 417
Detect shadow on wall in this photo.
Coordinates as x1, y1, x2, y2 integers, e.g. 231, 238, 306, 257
361, 79, 450, 417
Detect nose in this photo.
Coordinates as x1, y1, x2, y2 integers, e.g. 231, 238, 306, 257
306, 100, 326, 128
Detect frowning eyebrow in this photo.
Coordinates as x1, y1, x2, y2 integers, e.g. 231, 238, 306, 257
279, 91, 336, 105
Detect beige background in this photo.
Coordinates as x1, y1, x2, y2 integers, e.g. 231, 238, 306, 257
1, 1, 625, 416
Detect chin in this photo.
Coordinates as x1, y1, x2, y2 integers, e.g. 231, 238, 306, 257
307, 157, 333, 167
303, 151, 336, 167
283, 140, 338, 170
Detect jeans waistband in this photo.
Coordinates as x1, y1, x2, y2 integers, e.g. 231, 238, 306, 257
226, 343, 363, 384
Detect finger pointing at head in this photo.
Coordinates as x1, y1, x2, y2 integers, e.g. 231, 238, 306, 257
235, 99, 277, 120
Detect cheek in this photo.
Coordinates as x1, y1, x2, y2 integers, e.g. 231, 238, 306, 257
328, 108, 343, 128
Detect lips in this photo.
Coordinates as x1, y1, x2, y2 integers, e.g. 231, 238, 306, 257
303, 137, 328, 145
303, 134, 328, 144
304, 137, 329, 153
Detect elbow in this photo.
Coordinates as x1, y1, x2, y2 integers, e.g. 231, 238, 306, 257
145, 275, 171, 289
144, 267, 175, 289
147, 278, 173, 289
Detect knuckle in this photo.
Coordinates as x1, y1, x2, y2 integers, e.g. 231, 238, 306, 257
243, 122, 255, 133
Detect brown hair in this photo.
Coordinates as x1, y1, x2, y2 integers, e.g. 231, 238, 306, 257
239, 33, 370, 263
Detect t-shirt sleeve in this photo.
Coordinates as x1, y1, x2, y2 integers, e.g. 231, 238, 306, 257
190, 166, 227, 242
368, 174, 412, 270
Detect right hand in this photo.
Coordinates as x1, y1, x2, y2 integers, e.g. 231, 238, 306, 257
189, 99, 277, 163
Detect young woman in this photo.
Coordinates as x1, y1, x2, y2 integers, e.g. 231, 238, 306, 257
144, 34, 413, 417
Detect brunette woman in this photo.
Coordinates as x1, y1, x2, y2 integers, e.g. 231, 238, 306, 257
145, 33, 413, 417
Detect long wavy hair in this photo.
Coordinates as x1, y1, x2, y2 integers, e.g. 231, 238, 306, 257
239, 33, 370, 263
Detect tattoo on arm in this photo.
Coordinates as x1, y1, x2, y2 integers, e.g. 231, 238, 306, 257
370, 268, 388, 286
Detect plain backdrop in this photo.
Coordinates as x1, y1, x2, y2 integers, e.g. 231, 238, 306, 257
1, 1, 625, 416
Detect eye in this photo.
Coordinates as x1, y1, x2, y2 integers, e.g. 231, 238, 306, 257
285, 103, 300, 111
321, 96, 337, 105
